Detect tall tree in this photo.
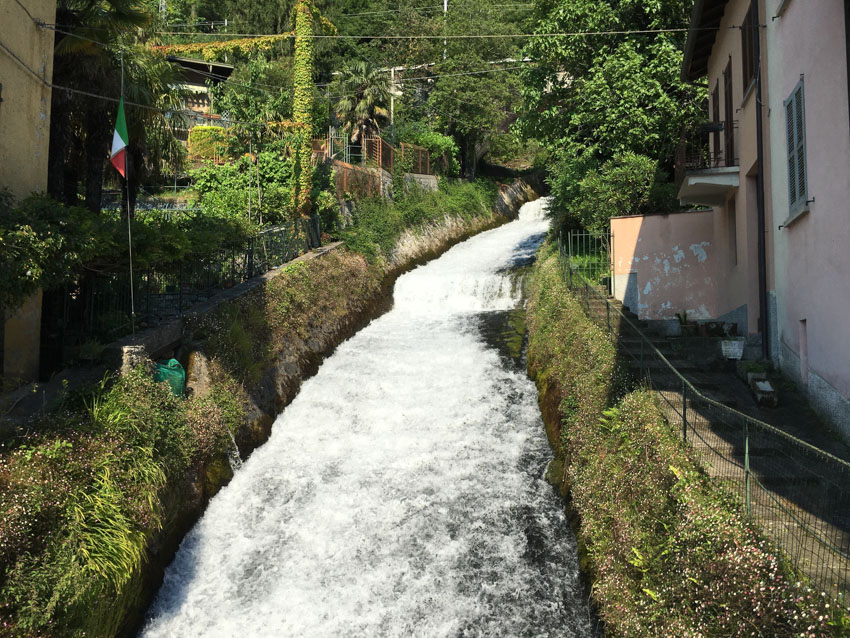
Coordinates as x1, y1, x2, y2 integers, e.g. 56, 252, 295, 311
517, 0, 701, 230
333, 60, 390, 143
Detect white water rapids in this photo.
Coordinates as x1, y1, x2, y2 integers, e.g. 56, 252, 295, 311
142, 197, 596, 637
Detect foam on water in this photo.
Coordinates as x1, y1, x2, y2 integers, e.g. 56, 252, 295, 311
142, 197, 596, 637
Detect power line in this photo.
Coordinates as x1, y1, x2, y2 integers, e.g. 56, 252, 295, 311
0, 36, 296, 130
151, 27, 716, 40
336, 4, 532, 17
10, 0, 37, 24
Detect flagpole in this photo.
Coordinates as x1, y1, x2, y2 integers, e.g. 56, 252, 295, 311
122, 52, 136, 335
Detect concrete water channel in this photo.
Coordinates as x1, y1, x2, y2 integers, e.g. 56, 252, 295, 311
140, 198, 599, 637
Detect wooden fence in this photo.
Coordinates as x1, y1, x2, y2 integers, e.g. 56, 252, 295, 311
313, 136, 433, 176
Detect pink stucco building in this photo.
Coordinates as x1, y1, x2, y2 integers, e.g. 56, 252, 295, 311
765, 0, 850, 435
613, 0, 850, 437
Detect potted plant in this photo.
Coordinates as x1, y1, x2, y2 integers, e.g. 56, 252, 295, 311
675, 310, 699, 337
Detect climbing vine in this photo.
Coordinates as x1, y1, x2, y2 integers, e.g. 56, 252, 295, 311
292, 0, 314, 219
292, 0, 336, 219
153, 34, 292, 63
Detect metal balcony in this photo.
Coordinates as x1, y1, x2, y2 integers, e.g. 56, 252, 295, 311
675, 121, 740, 207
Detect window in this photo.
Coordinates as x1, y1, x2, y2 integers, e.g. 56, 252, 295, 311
741, 1, 756, 91
711, 84, 720, 166
784, 80, 808, 215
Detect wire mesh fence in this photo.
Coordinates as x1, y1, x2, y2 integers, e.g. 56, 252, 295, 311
556, 236, 850, 608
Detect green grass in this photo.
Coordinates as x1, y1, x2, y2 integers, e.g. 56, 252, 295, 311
342, 179, 497, 263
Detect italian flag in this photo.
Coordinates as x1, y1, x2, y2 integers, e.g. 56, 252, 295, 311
110, 97, 129, 178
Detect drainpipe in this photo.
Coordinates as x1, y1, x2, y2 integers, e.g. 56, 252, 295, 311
754, 0, 770, 359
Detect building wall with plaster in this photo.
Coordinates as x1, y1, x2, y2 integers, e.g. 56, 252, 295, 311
700, 0, 775, 336
766, 0, 850, 438
612, 212, 721, 326
0, 0, 56, 383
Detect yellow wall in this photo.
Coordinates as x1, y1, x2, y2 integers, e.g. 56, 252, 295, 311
0, 0, 55, 199
0, 0, 56, 383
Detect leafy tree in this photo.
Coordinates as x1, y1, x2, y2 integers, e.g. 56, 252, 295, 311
570, 152, 675, 238
517, 0, 701, 231
48, 0, 186, 215
333, 60, 391, 143
424, 54, 521, 177
210, 57, 293, 126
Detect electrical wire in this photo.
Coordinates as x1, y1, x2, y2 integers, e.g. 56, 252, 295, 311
151, 26, 720, 39
0, 36, 291, 129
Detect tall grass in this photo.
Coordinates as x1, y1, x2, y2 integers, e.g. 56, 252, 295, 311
342, 179, 497, 263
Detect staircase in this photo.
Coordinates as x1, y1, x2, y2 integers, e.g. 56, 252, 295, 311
579, 286, 850, 596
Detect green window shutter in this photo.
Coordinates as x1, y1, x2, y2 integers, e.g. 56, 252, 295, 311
786, 99, 797, 205
784, 79, 808, 214
794, 86, 807, 205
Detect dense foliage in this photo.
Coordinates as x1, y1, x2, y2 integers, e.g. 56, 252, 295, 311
341, 179, 497, 263
396, 123, 461, 176
518, 0, 702, 233
526, 246, 847, 636
0, 368, 243, 636
0, 192, 101, 310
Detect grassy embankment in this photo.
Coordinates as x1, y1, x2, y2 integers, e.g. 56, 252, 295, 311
526, 243, 847, 637
0, 179, 504, 637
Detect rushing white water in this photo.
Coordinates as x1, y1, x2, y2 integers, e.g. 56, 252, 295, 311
142, 198, 596, 638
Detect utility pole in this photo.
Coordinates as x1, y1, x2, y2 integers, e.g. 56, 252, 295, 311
443, 0, 447, 61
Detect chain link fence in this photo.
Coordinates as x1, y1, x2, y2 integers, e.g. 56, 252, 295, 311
556, 236, 850, 608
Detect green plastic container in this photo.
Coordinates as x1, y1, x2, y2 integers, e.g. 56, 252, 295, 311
153, 358, 186, 397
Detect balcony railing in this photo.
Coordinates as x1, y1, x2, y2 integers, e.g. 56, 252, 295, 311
675, 121, 739, 190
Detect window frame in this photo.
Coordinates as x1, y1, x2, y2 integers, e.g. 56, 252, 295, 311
783, 78, 810, 223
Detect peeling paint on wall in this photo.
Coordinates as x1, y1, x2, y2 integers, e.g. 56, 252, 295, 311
611, 213, 719, 323
690, 241, 711, 263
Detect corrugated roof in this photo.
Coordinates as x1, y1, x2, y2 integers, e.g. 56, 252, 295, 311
681, 0, 730, 82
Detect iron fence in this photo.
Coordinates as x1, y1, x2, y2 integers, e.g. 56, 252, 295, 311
40, 220, 317, 374
557, 236, 850, 608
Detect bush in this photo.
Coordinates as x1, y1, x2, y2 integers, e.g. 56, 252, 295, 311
0, 368, 241, 636
396, 122, 461, 176
188, 126, 232, 161
0, 191, 105, 310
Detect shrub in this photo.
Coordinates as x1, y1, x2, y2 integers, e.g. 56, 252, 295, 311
0, 368, 241, 636
396, 122, 461, 176
188, 126, 232, 162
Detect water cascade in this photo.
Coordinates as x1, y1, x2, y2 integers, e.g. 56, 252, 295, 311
142, 198, 596, 637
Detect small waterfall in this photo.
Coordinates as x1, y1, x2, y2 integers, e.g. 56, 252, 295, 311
226, 429, 242, 472
142, 197, 596, 637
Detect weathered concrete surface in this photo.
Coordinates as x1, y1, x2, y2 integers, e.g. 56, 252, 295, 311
3, 290, 43, 385
405, 173, 439, 191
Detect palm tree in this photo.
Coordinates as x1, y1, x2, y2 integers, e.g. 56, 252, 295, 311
333, 60, 391, 144
48, 0, 186, 215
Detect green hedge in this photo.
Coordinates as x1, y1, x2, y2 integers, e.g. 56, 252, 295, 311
526, 245, 846, 637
